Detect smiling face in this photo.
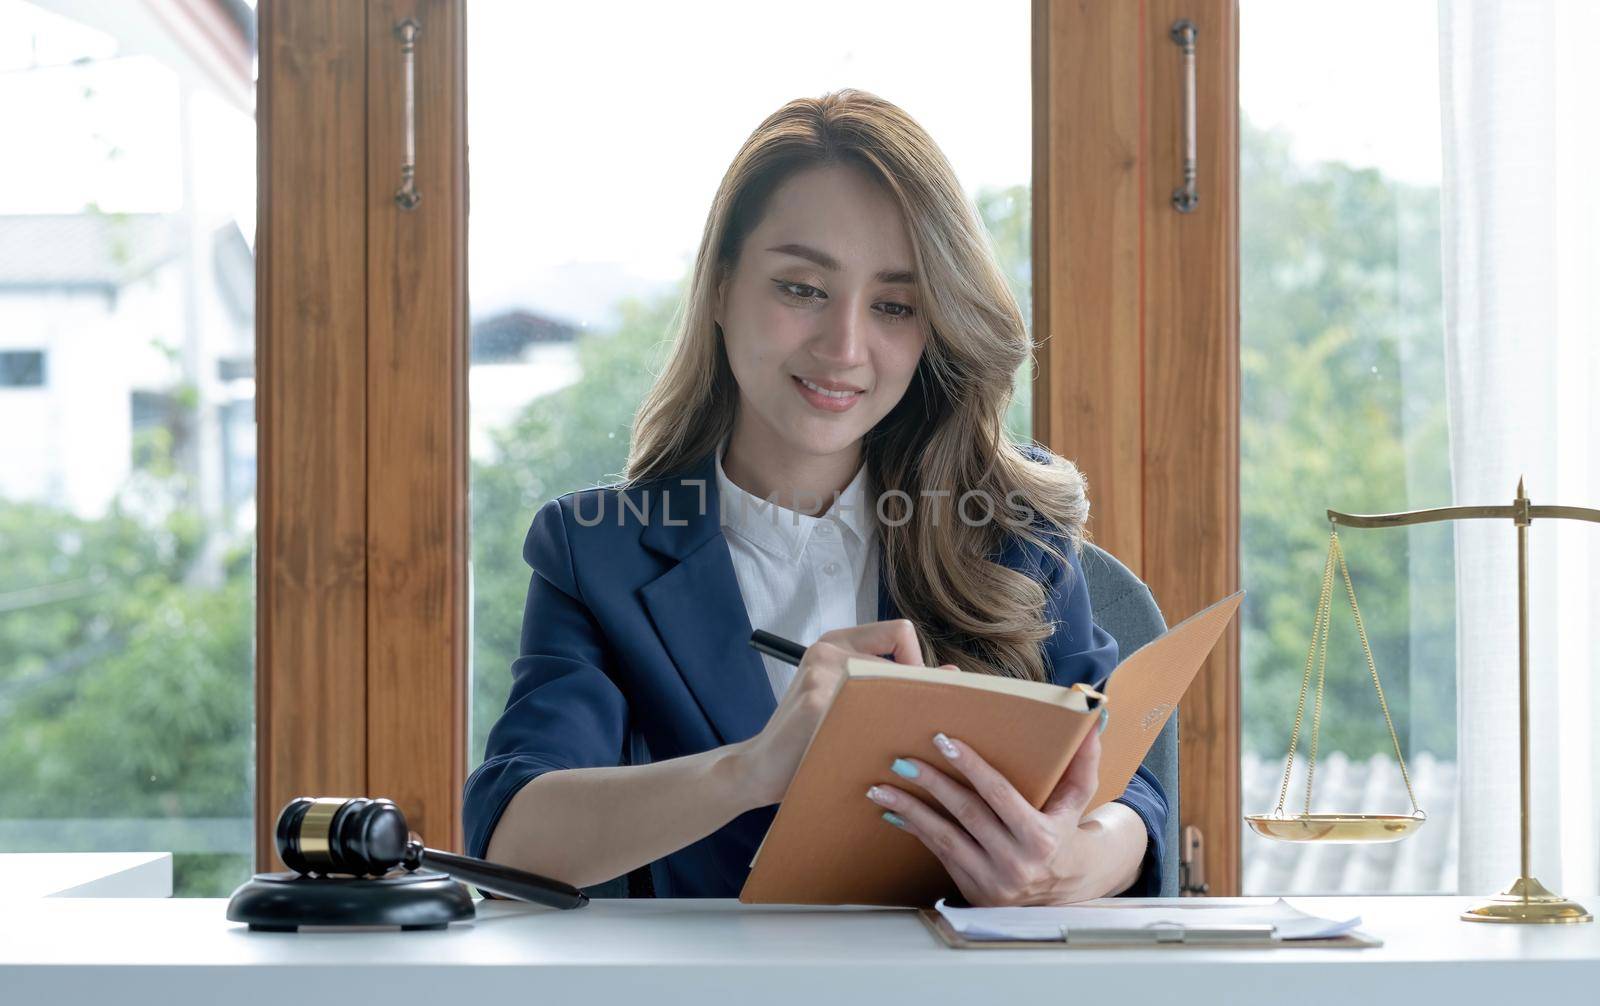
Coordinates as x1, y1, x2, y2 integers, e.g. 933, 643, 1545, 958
714, 161, 929, 464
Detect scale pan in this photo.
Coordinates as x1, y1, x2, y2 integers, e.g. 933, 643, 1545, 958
1245, 812, 1425, 844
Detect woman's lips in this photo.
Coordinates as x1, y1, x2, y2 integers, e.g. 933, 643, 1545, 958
792, 374, 864, 413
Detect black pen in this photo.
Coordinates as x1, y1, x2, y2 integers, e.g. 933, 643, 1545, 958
750, 629, 906, 667
749, 628, 807, 665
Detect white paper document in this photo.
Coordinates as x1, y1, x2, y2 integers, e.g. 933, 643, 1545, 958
934, 896, 1363, 943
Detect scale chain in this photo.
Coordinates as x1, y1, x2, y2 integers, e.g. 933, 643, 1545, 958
1273, 528, 1337, 816
1273, 527, 1422, 818
1332, 530, 1422, 813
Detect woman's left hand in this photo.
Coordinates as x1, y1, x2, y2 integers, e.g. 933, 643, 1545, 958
865, 723, 1145, 906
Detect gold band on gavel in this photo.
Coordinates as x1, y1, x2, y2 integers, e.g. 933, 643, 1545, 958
297, 798, 346, 870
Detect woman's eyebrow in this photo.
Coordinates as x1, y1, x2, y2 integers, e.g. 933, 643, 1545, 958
765, 243, 915, 285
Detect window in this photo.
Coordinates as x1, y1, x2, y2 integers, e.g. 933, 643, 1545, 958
0, 0, 257, 896
1239, 0, 1455, 894
0, 350, 46, 387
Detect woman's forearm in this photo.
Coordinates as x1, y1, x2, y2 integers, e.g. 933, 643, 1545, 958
483, 741, 761, 889
1078, 801, 1149, 897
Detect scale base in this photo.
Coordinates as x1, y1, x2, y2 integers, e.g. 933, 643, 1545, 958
226, 869, 476, 932
1461, 876, 1593, 924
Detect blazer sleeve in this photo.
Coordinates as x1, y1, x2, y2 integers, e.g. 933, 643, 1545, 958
1040, 542, 1168, 899
462, 497, 629, 862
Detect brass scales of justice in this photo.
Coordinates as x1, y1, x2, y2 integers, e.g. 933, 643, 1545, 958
1245, 479, 1597, 924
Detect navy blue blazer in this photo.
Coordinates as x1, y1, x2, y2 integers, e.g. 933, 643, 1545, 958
463, 445, 1168, 899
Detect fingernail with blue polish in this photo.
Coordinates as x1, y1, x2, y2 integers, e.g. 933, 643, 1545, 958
882, 811, 908, 829
891, 758, 919, 779
1098, 706, 1110, 734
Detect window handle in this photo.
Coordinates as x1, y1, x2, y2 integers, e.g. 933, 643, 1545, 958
1170, 18, 1199, 214
1180, 823, 1210, 895
394, 18, 422, 211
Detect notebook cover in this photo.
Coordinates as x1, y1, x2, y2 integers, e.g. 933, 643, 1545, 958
739, 673, 1100, 906
739, 590, 1243, 907
1087, 591, 1244, 811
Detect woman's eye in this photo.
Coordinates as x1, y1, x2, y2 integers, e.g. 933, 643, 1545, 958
775, 280, 824, 301
773, 280, 915, 321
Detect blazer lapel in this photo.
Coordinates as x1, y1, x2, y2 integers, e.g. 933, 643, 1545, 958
638, 451, 778, 746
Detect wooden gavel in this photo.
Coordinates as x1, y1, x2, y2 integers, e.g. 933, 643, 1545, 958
275, 796, 588, 910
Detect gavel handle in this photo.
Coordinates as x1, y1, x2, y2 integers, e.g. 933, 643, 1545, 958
415, 845, 589, 910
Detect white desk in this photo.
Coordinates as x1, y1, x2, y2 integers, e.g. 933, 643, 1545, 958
2, 896, 1595, 1005
0, 852, 172, 898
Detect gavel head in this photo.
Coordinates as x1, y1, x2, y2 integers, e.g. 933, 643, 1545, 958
275, 797, 412, 877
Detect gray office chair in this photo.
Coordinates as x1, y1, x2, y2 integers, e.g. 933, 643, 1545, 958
595, 541, 1181, 901
1079, 541, 1180, 897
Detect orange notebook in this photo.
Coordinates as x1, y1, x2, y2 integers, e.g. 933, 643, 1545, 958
739, 591, 1243, 907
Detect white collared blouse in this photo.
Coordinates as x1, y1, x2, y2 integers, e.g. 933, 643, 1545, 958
714, 437, 880, 700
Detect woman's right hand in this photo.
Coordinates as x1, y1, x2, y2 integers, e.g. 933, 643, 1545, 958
731, 619, 956, 808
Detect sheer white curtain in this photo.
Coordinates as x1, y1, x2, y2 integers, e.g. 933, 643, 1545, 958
1439, 0, 1600, 896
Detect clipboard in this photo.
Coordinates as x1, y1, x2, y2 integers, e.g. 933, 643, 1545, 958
916, 909, 1383, 949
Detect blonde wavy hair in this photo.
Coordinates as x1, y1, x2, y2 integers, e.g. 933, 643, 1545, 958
624, 89, 1090, 682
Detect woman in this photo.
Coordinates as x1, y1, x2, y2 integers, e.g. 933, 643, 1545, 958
464, 89, 1165, 906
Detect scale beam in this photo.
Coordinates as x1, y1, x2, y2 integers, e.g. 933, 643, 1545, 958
1327, 504, 1600, 529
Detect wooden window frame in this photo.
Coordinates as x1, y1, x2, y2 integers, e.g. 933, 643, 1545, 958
1033, 0, 1241, 893
256, 0, 468, 868
257, 0, 1240, 891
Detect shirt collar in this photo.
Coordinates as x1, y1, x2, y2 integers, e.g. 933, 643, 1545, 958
715, 437, 874, 562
